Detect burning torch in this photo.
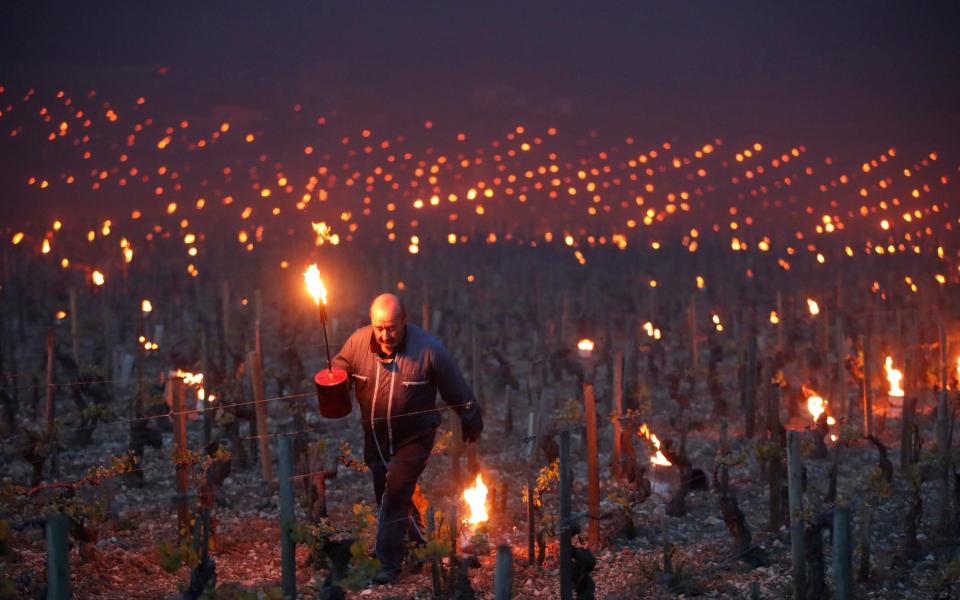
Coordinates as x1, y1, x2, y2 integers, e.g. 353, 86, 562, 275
304, 264, 351, 419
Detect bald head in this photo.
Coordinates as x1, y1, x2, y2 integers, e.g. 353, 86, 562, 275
370, 293, 406, 356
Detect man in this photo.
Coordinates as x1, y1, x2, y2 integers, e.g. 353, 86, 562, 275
333, 293, 483, 584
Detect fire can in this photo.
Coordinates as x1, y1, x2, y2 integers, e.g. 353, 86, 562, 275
314, 368, 352, 419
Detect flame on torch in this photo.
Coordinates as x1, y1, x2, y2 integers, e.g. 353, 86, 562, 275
304, 263, 334, 371
884, 356, 904, 397
92, 270, 105, 286
807, 394, 826, 422
311, 222, 340, 246
642, 321, 662, 340
577, 338, 595, 358
141, 299, 153, 313
639, 423, 672, 466
807, 298, 820, 316
174, 369, 204, 386
462, 473, 489, 525
303, 264, 328, 307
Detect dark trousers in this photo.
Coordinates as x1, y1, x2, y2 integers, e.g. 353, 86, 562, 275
368, 433, 432, 572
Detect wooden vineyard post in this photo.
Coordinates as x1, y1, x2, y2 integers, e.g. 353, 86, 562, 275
216, 280, 228, 381
787, 431, 806, 600
46, 513, 71, 600
136, 308, 146, 419
862, 335, 874, 437
857, 508, 872, 582
719, 417, 729, 495
833, 506, 853, 600
503, 384, 512, 436
583, 383, 600, 549
612, 350, 624, 479
768, 384, 783, 532
248, 347, 273, 484
69, 287, 80, 367
278, 437, 296, 600
689, 295, 698, 370
937, 390, 952, 534
526, 411, 536, 565
744, 333, 758, 439
170, 376, 190, 539
468, 317, 479, 472
450, 409, 463, 493
494, 544, 513, 600
200, 325, 211, 446
426, 510, 442, 599
559, 292, 569, 347
220, 280, 230, 343
46, 328, 58, 475
559, 430, 572, 600
776, 290, 784, 351
900, 396, 916, 469
939, 323, 948, 391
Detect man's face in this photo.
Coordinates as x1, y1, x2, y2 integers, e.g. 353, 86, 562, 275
371, 306, 405, 356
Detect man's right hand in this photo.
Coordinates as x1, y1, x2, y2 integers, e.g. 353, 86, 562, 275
461, 418, 483, 444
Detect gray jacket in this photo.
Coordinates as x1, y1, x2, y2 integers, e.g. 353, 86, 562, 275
333, 323, 483, 463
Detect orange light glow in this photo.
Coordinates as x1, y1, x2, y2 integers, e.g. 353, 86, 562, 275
141, 299, 153, 313
462, 473, 489, 525
807, 298, 820, 316
92, 270, 105, 286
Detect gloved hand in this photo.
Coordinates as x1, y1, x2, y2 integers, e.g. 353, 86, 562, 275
461, 417, 483, 444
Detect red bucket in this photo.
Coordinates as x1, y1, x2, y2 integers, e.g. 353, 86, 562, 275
314, 368, 352, 419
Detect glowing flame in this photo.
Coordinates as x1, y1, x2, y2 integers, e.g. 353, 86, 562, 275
462, 473, 489, 524
807, 298, 820, 316
712, 313, 724, 332
303, 264, 328, 306
884, 356, 904, 397
311, 221, 340, 246
769, 310, 780, 325
577, 338, 595, 356
174, 369, 204, 386
807, 394, 826, 422
141, 299, 153, 313
92, 270, 105, 286
639, 423, 672, 466
41, 239, 51, 254
642, 321, 662, 340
